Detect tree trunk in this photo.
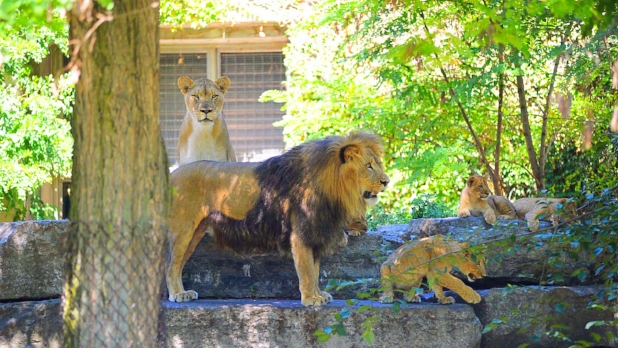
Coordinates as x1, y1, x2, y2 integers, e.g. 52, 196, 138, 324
516, 74, 545, 191
492, 44, 505, 196
64, 1, 170, 347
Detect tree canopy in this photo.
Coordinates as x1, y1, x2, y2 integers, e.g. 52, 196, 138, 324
263, 0, 618, 211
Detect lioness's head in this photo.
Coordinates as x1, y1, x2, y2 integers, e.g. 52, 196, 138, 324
178, 76, 231, 122
339, 133, 390, 207
456, 243, 487, 283
466, 175, 492, 201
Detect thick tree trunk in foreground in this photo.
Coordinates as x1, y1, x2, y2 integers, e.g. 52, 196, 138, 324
64, 1, 169, 347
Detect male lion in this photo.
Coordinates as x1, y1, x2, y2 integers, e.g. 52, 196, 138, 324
177, 76, 235, 165
513, 197, 576, 232
379, 234, 486, 304
457, 175, 517, 224
166, 132, 390, 306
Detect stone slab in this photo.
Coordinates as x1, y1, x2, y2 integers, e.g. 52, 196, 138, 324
0, 221, 67, 301
160, 299, 482, 348
0, 299, 482, 348
475, 286, 617, 348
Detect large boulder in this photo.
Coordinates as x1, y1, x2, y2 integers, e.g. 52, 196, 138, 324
161, 299, 482, 348
0, 299, 482, 348
0, 219, 595, 301
404, 217, 589, 285
475, 286, 617, 348
0, 221, 67, 301
180, 230, 389, 300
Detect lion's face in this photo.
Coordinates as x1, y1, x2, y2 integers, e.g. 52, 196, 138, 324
178, 76, 231, 122
467, 175, 491, 201
454, 251, 487, 283
360, 154, 389, 206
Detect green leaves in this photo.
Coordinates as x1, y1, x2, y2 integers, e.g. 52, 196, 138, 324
0, 9, 73, 219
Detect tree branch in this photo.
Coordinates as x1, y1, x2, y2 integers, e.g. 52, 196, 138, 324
494, 44, 505, 196
419, 11, 495, 179
539, 25, 570, 181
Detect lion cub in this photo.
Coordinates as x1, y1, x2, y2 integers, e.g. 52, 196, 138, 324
513, 197, 576, 232
457, 175, 517, 224
379, 235, 486, 304
177, 76, 236, 165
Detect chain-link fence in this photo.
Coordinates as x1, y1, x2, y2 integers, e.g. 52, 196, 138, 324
63, 220, 167, 347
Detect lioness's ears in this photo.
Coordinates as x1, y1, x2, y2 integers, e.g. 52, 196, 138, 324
340, 144, 361, 163
178, 77, 195, 95
216, 76, 231, 94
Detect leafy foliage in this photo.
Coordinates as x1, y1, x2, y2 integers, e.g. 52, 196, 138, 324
0, 13, 73, 220
264, 0, 618, 209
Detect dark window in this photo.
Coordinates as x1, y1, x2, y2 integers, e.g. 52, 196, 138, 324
62, 182, 71, 219
220, 52, 286, 162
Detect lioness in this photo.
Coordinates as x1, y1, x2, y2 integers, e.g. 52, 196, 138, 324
379, 234, 486, 304
177, 76, 235, 165
458, 175, 517, 224
166, 132, 390, 306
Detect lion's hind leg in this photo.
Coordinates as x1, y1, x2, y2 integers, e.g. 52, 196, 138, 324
379, 264, 395, 303
433, 272, 481, 304
167, 218, 202, 302
493, 196, 517, 219
398, 268, 425, 303
483, 208, 497, 224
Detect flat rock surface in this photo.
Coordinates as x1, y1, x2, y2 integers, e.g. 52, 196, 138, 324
3, 287, 615, 348
161, 299, 482, 348
0, 298, 482, 348
0, 221, 66, 301
0, 219, 597, 302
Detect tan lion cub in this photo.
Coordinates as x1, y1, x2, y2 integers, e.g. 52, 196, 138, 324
457, 175, 517, 224
513, 197, 576, 232
177, 76, 236, 165
379, 235, 486, 304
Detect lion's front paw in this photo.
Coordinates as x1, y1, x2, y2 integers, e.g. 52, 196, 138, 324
463, 292, 482, 304
403, 292, 422, 303
458, 210, 471, 218
347, 229, 363, 237
528, 220, 540, 232
169, 290, 198, 302
301, 292, 330, 307
438, 296, 455, 305
484, 211, 496, 224
379, 295, 394, 303
318, 290, 333, 303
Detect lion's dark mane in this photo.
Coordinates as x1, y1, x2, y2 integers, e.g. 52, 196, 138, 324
204, 137, 350, 259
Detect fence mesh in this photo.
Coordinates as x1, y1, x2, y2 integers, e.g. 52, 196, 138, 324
63, 220, 167, 348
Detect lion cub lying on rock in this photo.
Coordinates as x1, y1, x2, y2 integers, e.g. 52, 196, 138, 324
513, 197, 576, 232
457, 175, 517, 224
379, 235, 486, 304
